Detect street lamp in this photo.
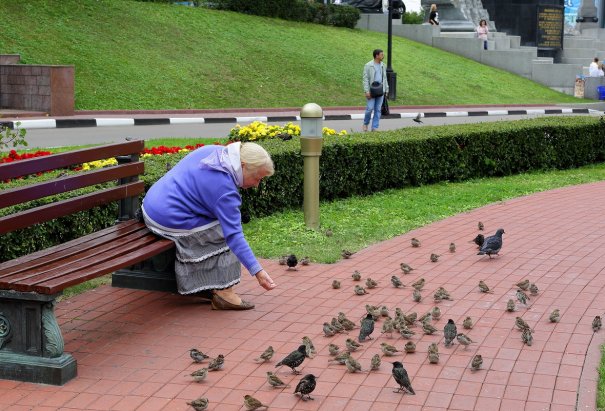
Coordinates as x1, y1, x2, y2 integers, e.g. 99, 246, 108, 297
387, 0, 403, 100
299, 103, 323, 230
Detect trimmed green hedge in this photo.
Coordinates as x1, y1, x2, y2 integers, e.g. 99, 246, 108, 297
2, 116, 605, 262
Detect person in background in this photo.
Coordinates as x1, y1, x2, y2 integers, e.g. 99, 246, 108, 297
429, 4, 439, 25
476, 19, 489, 50
589, 57, 600, 77
598, 63, 605, 77
362, 48, 389, 132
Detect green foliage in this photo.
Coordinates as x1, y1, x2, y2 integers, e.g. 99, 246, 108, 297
0, 122, 27, 149
403, 11, 424, 24
0, 0, 579, 108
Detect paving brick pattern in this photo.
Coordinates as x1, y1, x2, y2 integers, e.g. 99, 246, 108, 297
2, 182, 605, 410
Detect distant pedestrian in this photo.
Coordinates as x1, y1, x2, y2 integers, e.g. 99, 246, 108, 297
429, 4, 439, 25
589, 57, 600, 77
476, 19, 489, 50
599, 63, 605, 77
362, 49, 389, 132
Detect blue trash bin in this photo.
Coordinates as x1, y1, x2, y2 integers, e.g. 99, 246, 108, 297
598, 85, 605, 100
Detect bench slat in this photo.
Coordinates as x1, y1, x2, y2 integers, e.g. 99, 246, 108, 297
33, 239, 174, 294
0, 220, 141, 269
0, 181, 144, 235
0, 162, 144, 209
0, 225, 152, 280
0, 140, 144, 180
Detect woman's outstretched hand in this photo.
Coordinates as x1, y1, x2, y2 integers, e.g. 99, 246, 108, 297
256, 270, 276, 291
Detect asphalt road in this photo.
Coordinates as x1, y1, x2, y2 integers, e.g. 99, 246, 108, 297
18, 112, 600, 149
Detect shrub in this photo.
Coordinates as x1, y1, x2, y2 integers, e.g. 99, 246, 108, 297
403, 11, 424, 24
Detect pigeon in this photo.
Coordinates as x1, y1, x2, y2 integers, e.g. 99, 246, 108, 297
190, 367, 208, 382
515, 317, 530, 331
243, 394, 268, 410
332, 279, 341, 289
207, 354, 224, 371
472, 234, 485, 248
189, 348, 210, 363
444, 319, 457, 347
342, 249, 354, 259
359, 314, 375, 342
276, 345, 307, 374
255, 346, 275, 363
477, 228, 505, 258
430, 253, 440, 263
431, 306, 441, 320
400, 263, 414, 274
323, 322, 336, 337
506, 299, 516, 312
345, 356, 363, 373
266, 371, 289, 388
370, 354, 381, 371
300, 256, 310, 266
462, 316, 473, 329
521, 328, 533, 346
478, 280, 494, 293
286, 254, 298, 270
354, 285, 368, 295
351, 270, 362, 281
471, 354, 483, 371
411, 278, 425, 291
391, 361, 415, 394
187, 396, 209, 411
294, 374, 317, 401
449, 242, 456, 253
529, 283, 539, 296
411, 237, 421, 247
302, 336, 316, 358
365, 277, 378, 289
278, 255, 288, 265
516, 279, 530, 291
346, 338, 363, 352
404, 341, 416, 353
412, 113, 423, 124
593, 316, 602, 332
549, 309, 560, 323
516, 289, 530, 305
381, 342, 400, 356
456, 333, 474, 349
478, 221, 484, 231
391, 275, 404, 288
328, 343, 340, 356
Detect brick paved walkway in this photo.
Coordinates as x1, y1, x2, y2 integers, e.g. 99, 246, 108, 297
1, 182, 605, 411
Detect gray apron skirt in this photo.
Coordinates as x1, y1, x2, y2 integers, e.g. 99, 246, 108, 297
142, 209, 241, 294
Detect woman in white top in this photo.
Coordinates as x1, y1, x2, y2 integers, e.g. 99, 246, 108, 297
476, 19, 489, 50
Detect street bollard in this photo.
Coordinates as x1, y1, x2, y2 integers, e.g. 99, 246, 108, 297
299, 103, 323, 230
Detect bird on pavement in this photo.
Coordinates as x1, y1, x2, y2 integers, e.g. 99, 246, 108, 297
444, 319, 457, 347
294, 374, 317, 401
413, 113, 423, 124
391, 361, 416, 394
286, 254, 298, 270
477, 228, 505, 258
189, 348, 210, 363
243, 394, 268, 410
266, 371, 289, 388
276, 345, 307, 374
255, 346, 274, 363
187, 397, 209, 411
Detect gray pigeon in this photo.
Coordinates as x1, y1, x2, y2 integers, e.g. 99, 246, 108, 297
477, 228, 505, 258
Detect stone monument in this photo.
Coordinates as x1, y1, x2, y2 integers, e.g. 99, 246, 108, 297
576, 0, 600, 31
420, 0, 493, 31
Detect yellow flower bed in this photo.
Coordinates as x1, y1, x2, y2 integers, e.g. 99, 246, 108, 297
228, 121, 347, 142
81, 157, 118, 171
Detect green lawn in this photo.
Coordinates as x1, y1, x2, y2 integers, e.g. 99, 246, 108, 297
0, 0, 579, 109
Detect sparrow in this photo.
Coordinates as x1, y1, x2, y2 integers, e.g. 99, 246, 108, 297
456, 333, 474, 349
431, 306, 441, 320
328, 343, 340, 356
449, 242, 456, 253
266, 371, 289, 388
516, 279, 530, 291
515, 317, 530, 331
381, 342, 400, 356
516, 289, 530, 305
593, 316, 602, 332
243, 394, 269, 410
365, 277, 378, 289
391, 361, 416, 394
328, 351, 351, 365
276, 345, 307, 374
294, 374, 317, 401
381, 306, 390, 317
255, 346, 275, 363
434, 287, 452, 301
411, 278, 425, 291
412, 289, 422, 302
331, 318, 346, 334
187, 396, 209, 411
207, 354, 224, 371
302, 336, 316, 358
430, 253, 440, 263
478, 280, 493, 293
354, 285, 368, 295
404, 341, 416, 353
463, 316, 473, 329
286, 254, 298, 270
428, 351, 440, 364
391, 275, 404, 288
404, 312, 418, 326
506, 299, 516, 312
340, 317, 357, 331
365, 304, 380, 320
346, 338, 363, 352
325, 228, 333, 237
300, 256, 310, 266
189, 348, 210, 363
351, 270, 362, 281
549, 309, 560, 323
521, 328, 533, 346
332, 279, 341, 289
471, 354, 483, 371
359, 313, 375, 342
190, 367, 208, 382
423, 322, 438, 335
411, 237, 421, 247
342, 249, 354, 259
400, 263, 414, 274
428, 342, 439, 355
477, 228, 505, 258
399, 327, 416, 339
412, 113, 423, 124
278, 255, 288, 265
345, 355, 363, 373
478, 221, 484, 231
444, 319, 457, 347
370, 353, 381, 371
323, 322, 336, 337
418, 311, 431, 324
529, 283, 539, 296
381, 318, 395, 337
472, 234, 485, 248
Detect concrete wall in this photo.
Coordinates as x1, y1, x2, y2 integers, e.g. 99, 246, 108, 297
584, 76, 605, 99
0, 55, 74, 115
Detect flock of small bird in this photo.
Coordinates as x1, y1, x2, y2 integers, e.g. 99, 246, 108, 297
184, 221, 601, 409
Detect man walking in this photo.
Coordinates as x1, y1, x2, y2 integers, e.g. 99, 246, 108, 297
362, 49, 389, 132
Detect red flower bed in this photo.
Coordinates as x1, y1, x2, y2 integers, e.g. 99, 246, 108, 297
0, 149, 52, 164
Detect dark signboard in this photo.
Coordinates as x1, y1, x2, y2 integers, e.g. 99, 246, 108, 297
537, 5, 564, 49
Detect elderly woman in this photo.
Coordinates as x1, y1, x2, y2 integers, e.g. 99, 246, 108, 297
142, 142, 276, 310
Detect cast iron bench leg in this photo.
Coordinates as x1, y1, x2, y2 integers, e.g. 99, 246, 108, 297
0, 290, 77, 385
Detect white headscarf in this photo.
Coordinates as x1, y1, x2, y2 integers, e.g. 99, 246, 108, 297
199, 142, 244, 187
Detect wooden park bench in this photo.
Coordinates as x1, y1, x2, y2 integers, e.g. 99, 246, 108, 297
0, 140, 175, 385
